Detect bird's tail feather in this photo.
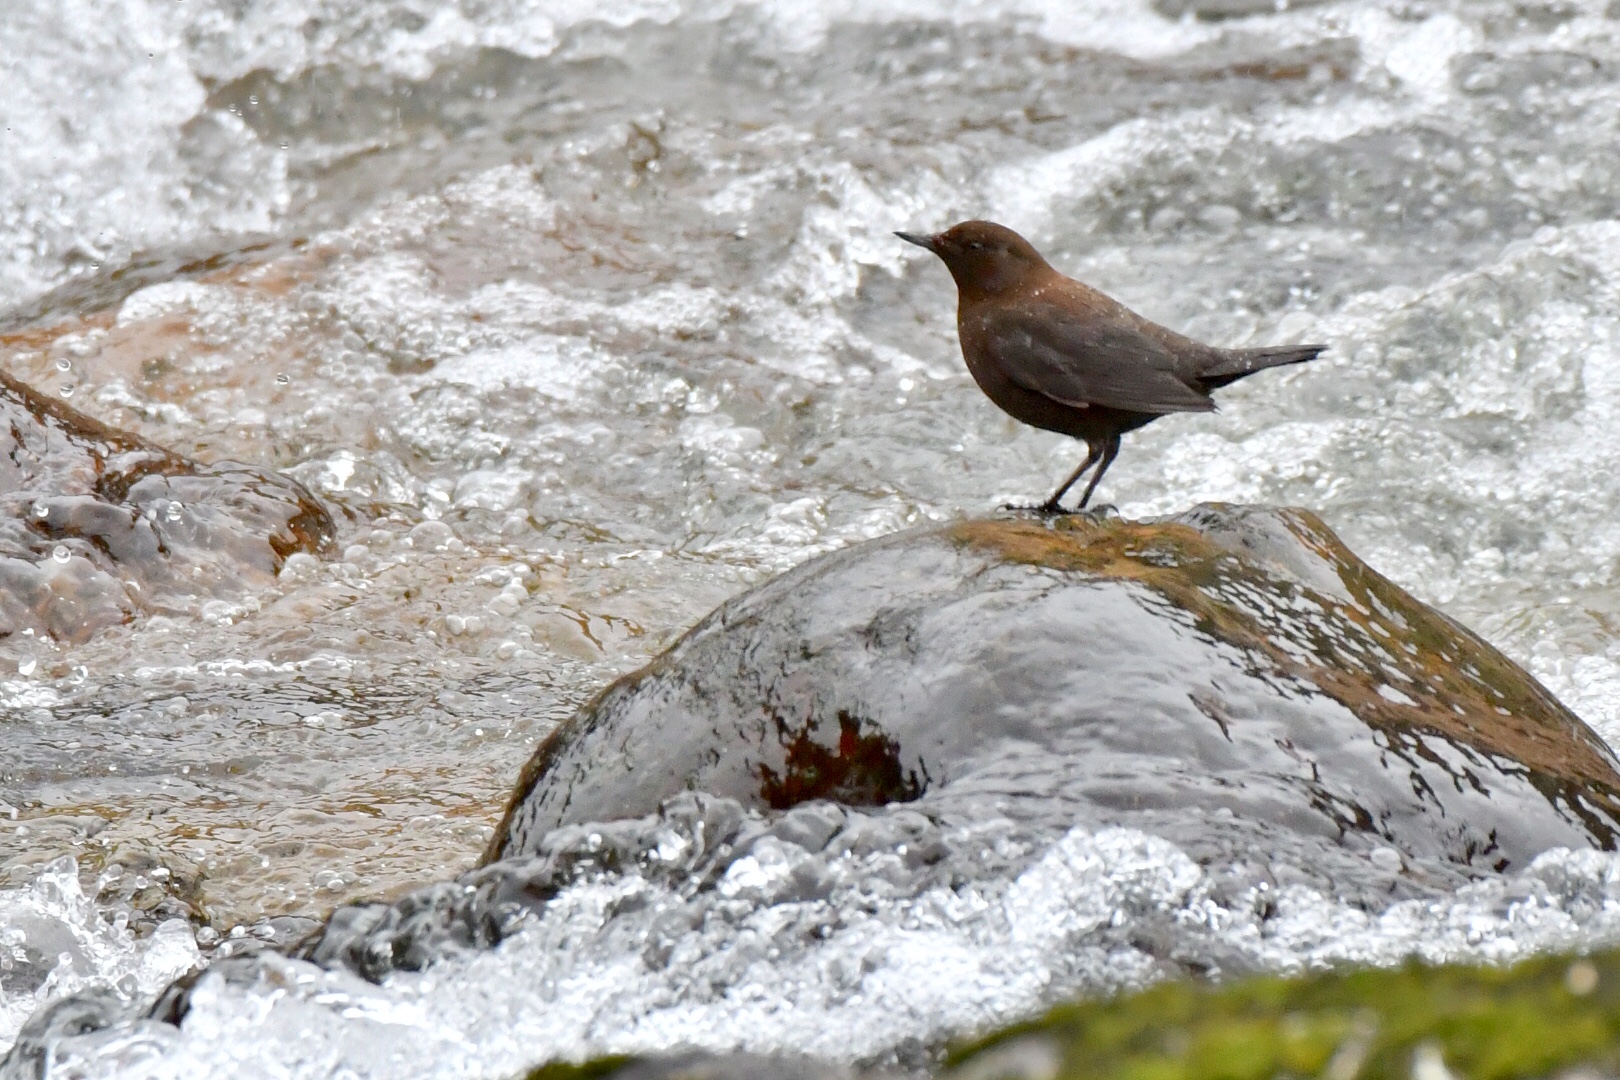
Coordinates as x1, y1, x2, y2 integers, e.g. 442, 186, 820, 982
1201, 344, 1326, 384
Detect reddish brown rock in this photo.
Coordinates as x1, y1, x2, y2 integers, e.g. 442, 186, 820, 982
0, 369, 334, 641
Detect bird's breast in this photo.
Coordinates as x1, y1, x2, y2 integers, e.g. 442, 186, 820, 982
955, 305, 1095, 437
954, 308, 1007, 390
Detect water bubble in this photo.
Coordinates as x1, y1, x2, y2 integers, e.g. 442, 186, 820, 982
1568, 960, 1600, 996
55, 358, 71, 372
165, 502, 183, 522
51, 545, 70, 563
33, 503, 49, 519
58, 385, 73, 397
275, 373, 291, 385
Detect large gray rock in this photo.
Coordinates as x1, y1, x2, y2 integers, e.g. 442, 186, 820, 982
490, 505, 1620, 877
292, 504, 1620, 987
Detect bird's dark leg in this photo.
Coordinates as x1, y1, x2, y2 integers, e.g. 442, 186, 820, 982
1034, 443, 1102, 514
1075, 434, 1121, 509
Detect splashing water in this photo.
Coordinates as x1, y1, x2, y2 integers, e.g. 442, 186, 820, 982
23, 806, 1620, 1077
0, 859, 197, 1050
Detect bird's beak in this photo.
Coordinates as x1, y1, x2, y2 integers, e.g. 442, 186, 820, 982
895, 231, 938, 253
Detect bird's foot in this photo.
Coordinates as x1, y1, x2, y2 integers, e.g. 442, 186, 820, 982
1001, 501, 1067, 516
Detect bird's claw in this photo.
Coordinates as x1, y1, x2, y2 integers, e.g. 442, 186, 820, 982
1001, 501, 1067, 516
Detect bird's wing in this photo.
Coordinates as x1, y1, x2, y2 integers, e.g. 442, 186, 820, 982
984, 303, 1215, 414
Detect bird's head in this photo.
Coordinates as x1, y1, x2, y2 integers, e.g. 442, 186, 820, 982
895, 220, 1054, 297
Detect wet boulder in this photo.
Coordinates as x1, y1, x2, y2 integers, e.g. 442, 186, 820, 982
0, 370, 334, 641
490, 505, 1620, 879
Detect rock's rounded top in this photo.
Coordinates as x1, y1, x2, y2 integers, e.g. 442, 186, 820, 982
490, 504, 1620, 881
951, 507, 1620, 808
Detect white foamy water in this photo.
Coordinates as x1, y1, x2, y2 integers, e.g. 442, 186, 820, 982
21, 813, 1620, 1077
8, 0, 1620, 1072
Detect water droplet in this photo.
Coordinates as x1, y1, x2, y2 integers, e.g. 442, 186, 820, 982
33, 503, 49, 519
165, 502, 184, 522
1568, 960, 1600, 996
275, 373, 290, 385
55, 358, 71, 372
51, 545, 70, 563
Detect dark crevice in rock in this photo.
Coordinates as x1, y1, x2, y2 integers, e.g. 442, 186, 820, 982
757, 709, 926, 810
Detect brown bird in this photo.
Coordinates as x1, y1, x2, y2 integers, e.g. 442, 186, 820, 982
898, 220, 1326, 512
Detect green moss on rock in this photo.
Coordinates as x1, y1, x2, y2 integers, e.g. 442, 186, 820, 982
950, 951, 1620, 1080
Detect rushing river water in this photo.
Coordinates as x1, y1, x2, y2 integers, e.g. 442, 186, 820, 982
6, 0, 1620, 1074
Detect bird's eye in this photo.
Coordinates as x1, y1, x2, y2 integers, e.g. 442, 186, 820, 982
968, 241, 984, 250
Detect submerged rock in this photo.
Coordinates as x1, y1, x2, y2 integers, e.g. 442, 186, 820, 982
491, 505, 1620, 876
0, 370, 334, 641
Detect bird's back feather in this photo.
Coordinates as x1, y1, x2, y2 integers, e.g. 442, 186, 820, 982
981, 302, 1216, 415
